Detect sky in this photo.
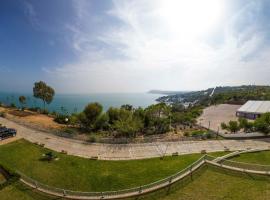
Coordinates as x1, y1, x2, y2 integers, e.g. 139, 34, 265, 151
1, 0, 270, 93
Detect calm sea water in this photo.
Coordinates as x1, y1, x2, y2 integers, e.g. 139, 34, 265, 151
0, 92, 161, 113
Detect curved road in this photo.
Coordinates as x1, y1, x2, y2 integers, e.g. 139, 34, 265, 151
1, 117, 270, 160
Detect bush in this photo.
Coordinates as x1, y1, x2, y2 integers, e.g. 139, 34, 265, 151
28, 107, 41, 112
10, 103, 16, 108
88, 136, 96, 143
183, 132, 190, 137
63, 128, 76, 135
41, 109, 49, 115
191, 130, 205, 137
0, 112, 6, 118
54, 114, 70, 124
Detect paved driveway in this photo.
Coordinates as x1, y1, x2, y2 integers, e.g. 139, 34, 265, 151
0, 117, 270, 160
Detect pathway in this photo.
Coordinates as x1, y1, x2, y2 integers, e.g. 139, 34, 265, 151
0, 117, 270, 160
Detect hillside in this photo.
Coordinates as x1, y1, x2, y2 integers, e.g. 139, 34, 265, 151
157, 85, 270, 105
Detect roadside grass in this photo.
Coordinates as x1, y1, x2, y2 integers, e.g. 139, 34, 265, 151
230, 150, 270, 165
0, 139, 225, 192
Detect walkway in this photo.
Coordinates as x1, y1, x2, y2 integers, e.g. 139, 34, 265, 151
0, 117, 270, 160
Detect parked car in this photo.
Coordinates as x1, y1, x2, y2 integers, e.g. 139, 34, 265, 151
0, 126, 16, 140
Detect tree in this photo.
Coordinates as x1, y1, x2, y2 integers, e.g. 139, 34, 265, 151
107, 107, 120, 124
221, 122, 227, 130
221, 120, 240, 133
228, 121, 240, 133
82, 102, 103, 129
238, 118, 253, 133
254, 113, 270, 134
94, 113, 110, 130
113, 110, 143, 137
121, 104, 133, 111
19, 96, 26, 109
33, 81, 55, 110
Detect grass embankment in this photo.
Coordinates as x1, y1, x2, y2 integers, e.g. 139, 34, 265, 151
2, 166, 270, 200
138, 166, 270, 200
0, 183, 54, 200
231, 150, 270, 165
0, 139, 226, 192
1, 140, 269, 200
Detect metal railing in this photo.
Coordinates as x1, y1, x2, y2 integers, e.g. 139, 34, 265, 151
205, 155, 270, 172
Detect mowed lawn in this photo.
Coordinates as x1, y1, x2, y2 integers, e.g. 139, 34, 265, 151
0, 139, 215, 192
2, 167, 270, 200
231, 150, 270, 165
138, 166, 270, 200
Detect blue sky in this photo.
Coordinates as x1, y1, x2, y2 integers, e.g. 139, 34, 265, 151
1, 0, 270, 93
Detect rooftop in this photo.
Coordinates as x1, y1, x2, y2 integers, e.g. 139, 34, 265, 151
237, 101, 270, 114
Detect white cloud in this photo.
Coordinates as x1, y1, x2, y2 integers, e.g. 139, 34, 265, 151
44, 0, 270, 93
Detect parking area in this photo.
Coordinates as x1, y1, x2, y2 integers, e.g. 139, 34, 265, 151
197, 104, 241, 133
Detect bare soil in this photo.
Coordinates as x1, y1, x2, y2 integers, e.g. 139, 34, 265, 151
197, 104, 241, 133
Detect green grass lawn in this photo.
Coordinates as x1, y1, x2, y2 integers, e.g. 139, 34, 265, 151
134, 166, 270, 200
2, 166, 270, 200
0, 182, 56, 200
231, 150, 270, 165
0, 139, 225, 192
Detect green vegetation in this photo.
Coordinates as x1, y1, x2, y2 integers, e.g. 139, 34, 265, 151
55, 102, 203, 137
231, 150, 270, 165
33, 81, 55, 111
2, 166, 270, 200
137, 166, 270, 200
0, 139, 205, 191
221, 113, 270, 134
158, 85, 270, 105
18, 96, 26, 110
0, 183, 54, 200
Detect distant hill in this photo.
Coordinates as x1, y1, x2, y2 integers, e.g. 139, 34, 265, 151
148, 90, 189, 95
156, 85, 270, 105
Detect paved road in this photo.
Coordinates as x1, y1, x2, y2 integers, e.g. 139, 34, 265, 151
1, 117, 270, 160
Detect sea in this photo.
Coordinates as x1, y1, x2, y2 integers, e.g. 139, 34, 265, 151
0, 92, 162, 114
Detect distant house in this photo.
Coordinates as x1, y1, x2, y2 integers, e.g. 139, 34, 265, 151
236, 100, 270, 119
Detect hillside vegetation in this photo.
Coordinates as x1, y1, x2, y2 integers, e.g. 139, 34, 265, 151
157, 85, 270, 105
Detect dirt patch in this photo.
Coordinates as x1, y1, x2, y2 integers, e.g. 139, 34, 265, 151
0, 107, 63, 131
197, 104, 241, 133
8, 110, 35, 117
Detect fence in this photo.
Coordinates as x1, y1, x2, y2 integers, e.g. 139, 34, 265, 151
18, 151, 270, 199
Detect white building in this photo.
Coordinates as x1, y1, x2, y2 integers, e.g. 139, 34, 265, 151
236, 100, 270, 119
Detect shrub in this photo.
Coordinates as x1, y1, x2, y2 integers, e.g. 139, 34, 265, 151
54, 114, 70, 124
63, 128, 76, 134
183, 132, 190, 137
0, 112, 6, 118
41, 109, 49, 115
88, 136, 96, 143
28, 107, 41, 112
10, 103, 16, 108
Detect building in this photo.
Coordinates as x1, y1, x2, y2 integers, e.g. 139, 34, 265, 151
236, 100, 270, 119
